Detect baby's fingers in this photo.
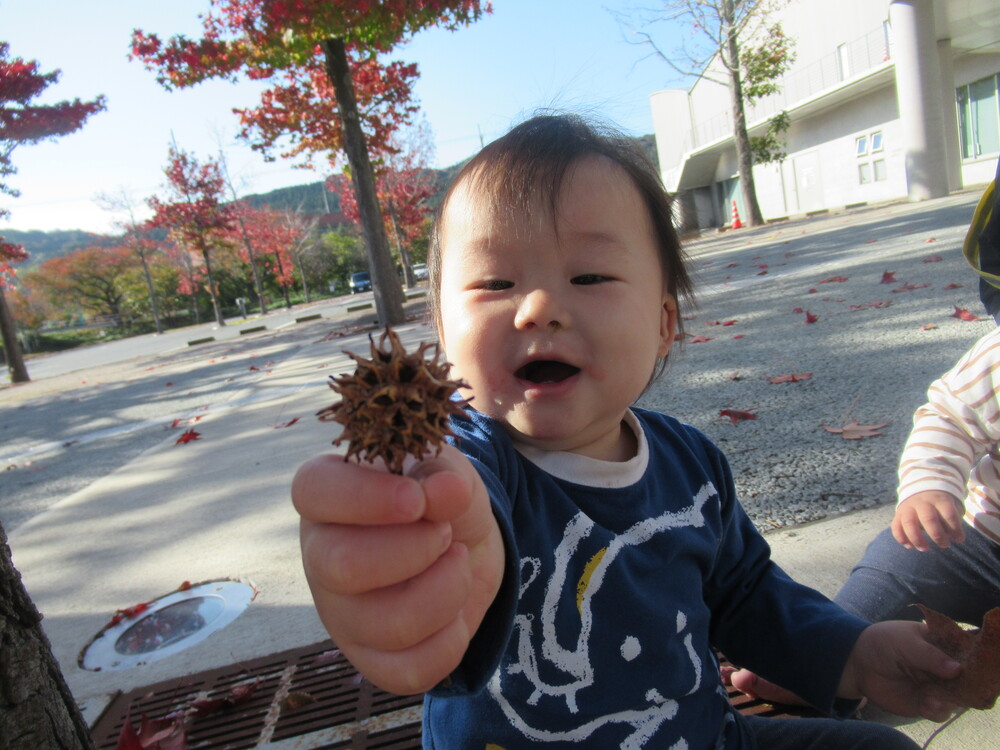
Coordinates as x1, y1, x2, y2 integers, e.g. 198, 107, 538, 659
300, 518, 452, 595
292, 453, 425, 525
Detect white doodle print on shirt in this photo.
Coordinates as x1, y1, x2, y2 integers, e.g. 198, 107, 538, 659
488, 482, 716, 749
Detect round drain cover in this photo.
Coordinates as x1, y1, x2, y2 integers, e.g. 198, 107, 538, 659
81, 580, 255, 671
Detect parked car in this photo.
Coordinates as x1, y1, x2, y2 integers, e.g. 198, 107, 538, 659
349, 271, 372, 294
412, 263, 429, 281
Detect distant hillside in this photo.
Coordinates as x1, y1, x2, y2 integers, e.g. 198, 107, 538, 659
1, 229, 117, 269
4, 134, 657, 265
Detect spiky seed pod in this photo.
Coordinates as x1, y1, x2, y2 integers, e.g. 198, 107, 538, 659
318, 327, 470, 474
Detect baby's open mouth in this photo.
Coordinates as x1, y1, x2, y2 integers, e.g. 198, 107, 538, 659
515, 360, 581, 384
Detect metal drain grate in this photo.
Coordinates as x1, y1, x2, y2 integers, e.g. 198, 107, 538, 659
89, 645, 816, 749
718, 653, 822, 719
89, 640, 423, 749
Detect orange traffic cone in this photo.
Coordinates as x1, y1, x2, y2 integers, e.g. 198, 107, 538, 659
730, 201, 743, 229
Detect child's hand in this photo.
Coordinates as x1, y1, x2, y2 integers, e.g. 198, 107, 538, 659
891, 491, 966, 551
839, 621, 962, 721
292, 445, 505, 695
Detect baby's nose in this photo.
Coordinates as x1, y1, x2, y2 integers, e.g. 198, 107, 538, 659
514, 289, 568, 330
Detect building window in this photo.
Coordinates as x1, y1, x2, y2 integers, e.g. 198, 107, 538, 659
871, 131, 884, 152
957, 74, 1000, 159
856, 135, 869, 156
857, 132, 887, 184
858, 162, 871, 184
873, 159, 887, 181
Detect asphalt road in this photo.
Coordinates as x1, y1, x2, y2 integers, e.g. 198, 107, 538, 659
0, 290, 428, 533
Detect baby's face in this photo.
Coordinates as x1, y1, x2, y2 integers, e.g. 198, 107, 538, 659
436, 156, 676, 461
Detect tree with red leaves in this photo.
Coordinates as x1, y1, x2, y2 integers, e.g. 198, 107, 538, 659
1, 41, 105, 384
228, 203, 299, 308
131, 0, 490, 327
332, 123, 436, 288
32, 245, 138, 325
148, 146, 235, 327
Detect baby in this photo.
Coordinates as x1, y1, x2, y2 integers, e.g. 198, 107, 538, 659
293, 114, 959, 748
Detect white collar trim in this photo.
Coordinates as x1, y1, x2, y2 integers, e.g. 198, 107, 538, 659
513, 409, 649, 488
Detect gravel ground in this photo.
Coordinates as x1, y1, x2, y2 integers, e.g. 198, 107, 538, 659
639, 190, 993, 529
1, 189, 992, 535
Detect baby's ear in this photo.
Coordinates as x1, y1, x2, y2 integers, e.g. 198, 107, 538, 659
658, 294, 678, 357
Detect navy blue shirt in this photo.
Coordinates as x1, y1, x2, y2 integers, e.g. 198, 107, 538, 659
425, 407, 866, 748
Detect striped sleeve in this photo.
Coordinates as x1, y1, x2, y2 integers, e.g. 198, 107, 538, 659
898, 329, 1000, 515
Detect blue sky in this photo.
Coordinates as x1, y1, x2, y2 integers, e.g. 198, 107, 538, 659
1, 1, 686, 234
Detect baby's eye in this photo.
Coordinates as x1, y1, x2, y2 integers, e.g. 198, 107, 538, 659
479, 279, 514, 291
571, 274, 610, 285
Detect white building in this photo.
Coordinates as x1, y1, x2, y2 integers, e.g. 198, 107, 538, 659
651, 0, 1000, 230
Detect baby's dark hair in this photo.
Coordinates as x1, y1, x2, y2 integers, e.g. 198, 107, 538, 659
429, 113, 694, 371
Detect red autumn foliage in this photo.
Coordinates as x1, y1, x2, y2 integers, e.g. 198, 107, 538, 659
819, 276, 849, 284
880, 271, 897, 284
892, 282, 931, 293
274, 417, 300, 428
720, 409, 757, 425
944, 283, 963, 290
175, 429, 201, 445
688, 335, 714, 343
951, 306, 981, 322
768, 373, 812, 384
805, 311, 819, 324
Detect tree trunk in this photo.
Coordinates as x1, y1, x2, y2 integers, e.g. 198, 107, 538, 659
723, 0, 764, 227
235, 214, 269, 316
387, 200, 415, 289
0, 287, 29, 383
0, 522, 96, 749
138, 250, 164, 334
321, 37, 405, 327
200, 244, 226, 327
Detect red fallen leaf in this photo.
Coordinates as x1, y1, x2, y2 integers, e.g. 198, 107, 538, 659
868, 300, 892, 308
175, 429, 201, 445
805, 311, 819, 324
726, 262, 739, 268
924, 239, 938, 244
792, 307, 804, 314
822, 420, 889, 440
849, 304, 865, 312
951, 306, 981, 322
944, 283, 963, 290
274, 417, 300, 429
688, 335, 714, 343
176, 581, 192, 591
708, 320, 737, 327
170, 419, 182, 429
784, 252, 794, 258
819, 276, 849, 283
864, 238, 877, 244
892, 282, 931, 293
165, 382, 173, 387
732, 334, 745, 339
754, 264, 768, 269
880, 271, 897, 284
756, 270, 768, 275
923, 253, 942, 260
248, 364, 260, 371
117, 707, 186, 750
921, 323, 938, 330
918, 605, 1000, 709
768, 373, 812, 384
807, 288, 818, 294
720, 408, 757, 425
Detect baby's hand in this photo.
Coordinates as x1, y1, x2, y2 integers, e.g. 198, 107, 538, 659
292, 445, 504, 695
891, 491, 966, 551
840, 621, 962, 721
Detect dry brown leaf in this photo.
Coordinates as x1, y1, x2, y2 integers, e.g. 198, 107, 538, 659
822, 420, 889, 440
919, 605, 1000, 710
